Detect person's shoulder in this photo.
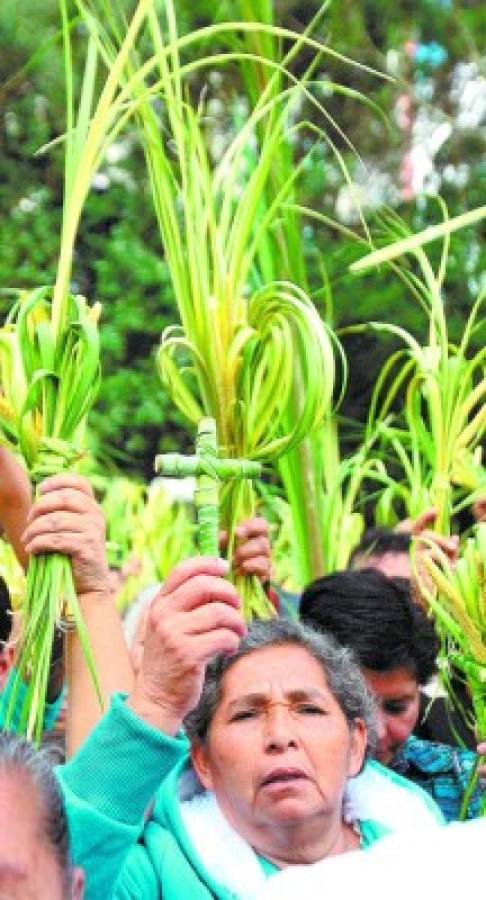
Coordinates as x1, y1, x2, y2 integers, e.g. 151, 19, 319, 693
403, 734, 477, 774
346, 759, 445, 828
113, 843, 160, 899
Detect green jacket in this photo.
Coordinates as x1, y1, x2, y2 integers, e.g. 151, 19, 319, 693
58, 694, 443, 900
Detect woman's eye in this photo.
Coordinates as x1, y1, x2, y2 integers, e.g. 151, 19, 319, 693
230, 709, 258, 722
297, 704, 325, 715
383, 701, 409, 715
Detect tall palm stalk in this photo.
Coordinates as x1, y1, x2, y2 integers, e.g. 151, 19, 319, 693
418, 524, 486, 817
351, 206, 486, 816
220, 0, 391, 582
352, 205, 486, 534
78, 0, 371, 614
0, 0, 152, 739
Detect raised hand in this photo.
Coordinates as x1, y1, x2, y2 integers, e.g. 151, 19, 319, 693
220, 516, 271, 583
128, 556, 246, 735
21, 474, 110, 598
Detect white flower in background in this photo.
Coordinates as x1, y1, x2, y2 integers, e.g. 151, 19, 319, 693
106, 139, 132, 164
91, 172, 110, 190
335, 167, 400, 222
442, 163, 470, 189
450, 62, 486, 129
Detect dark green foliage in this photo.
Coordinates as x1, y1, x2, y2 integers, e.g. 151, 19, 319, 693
1, 0, 484, 476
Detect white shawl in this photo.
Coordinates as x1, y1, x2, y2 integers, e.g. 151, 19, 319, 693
179, 760, 443, 899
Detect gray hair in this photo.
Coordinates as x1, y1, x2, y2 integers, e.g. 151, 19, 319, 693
184, 618, 377, 755
122, 583, 159, 646
0, 732, 73, 895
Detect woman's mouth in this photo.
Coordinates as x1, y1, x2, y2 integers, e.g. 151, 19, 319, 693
260, 768, 308, 788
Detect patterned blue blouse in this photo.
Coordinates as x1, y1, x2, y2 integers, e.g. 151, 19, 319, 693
390, 734, 483, 822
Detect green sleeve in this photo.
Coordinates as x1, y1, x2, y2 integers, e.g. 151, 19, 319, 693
0, 667, 65, 733
57, 693, 189, 900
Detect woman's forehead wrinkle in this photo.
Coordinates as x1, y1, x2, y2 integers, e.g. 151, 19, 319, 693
226, 687, 328, 709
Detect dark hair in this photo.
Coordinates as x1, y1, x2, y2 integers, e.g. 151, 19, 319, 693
0, 732, 73, 893
0, 576, 12, 645
300, 568, 438, 685
349, 527, 411, 568
184, 618, 377, 755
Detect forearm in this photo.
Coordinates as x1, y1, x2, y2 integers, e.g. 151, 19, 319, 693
58, 693, 187, 900
0, 447, 32, 568
66, 590, 134, 756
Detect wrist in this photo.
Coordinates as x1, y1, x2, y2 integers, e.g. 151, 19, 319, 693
76, 588, 114, 606
127, 687, 184, 736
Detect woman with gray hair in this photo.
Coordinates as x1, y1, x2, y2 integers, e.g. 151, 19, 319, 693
58, 557, 442, 900
0, 732, 84, 899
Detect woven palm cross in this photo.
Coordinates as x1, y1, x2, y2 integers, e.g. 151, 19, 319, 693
155, 417, 261, 557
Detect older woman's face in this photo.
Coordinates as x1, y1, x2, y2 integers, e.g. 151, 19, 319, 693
191, 645, 366, 842
0, 772, 84, 900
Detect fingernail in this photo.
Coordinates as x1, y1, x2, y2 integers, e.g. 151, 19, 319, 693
216, 559, 230, 572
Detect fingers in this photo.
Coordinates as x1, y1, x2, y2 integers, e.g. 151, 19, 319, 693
191, 629, 242, 661
27, 486, 97, 523
22, 508, 105, 559
233, 536, 271, 579
475, 740, 486, 781
20, 477, 109, 596
234, 517, 269, 541
153, 573, 241, 616
473, 498, 486, 523
415, 531, 459, 564
232, 518, 271, 579
23, 529, 102, 559
161, 556, 229, 595
184, 602, 246, 638
146, 619, 243, 670
37, 473, 95, 498
24, 507, 102, 538
220, 517, 269, 549
396, 507, 438, 535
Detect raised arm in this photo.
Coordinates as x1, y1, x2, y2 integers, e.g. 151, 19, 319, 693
22, 474, 134, 755
0, 447, 32, 568
128, 555, 245, 733
58, 556, 246, 900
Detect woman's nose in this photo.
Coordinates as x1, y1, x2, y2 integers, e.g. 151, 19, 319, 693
375, 707, 387, 742
263, 704, 298, 751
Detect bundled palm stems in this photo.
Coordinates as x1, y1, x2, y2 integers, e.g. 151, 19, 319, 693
352, 205, 486, 816
0, 0, 153, 739
77, 0, 372, 615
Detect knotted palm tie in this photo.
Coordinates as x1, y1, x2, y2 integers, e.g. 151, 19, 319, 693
30, 437, 83, 486
156, 417, 261, 557
30, 437, 84, 628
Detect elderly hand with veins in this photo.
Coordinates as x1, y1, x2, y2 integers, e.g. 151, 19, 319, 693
128, 556, 246, 735
21, 474, 110, 599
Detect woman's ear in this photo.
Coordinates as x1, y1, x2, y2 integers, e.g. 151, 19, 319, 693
190, 739, 214, 791
71, 866, 85, 899
347, 719, 368, 778
0, 644, 14, 690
